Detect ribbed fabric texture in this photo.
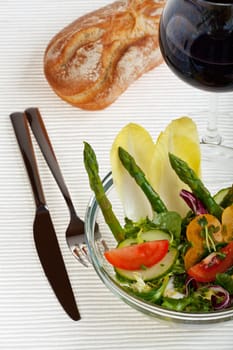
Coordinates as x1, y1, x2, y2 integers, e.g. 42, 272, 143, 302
1, 1, 233, 349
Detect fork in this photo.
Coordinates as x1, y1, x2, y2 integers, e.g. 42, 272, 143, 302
24, 107, 103, 267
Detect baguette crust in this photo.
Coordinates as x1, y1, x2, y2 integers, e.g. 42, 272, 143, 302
44, 0, 165, 110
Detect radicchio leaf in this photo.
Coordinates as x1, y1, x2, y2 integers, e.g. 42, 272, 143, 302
180, 189, 208, 215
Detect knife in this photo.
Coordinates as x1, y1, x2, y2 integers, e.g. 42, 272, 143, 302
10, 112, 81, 321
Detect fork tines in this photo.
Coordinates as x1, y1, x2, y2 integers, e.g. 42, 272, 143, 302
73, 244, 91, 268
73, 239, 108, 268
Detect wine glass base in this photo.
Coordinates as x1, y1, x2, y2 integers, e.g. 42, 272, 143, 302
201, 135, 222, 145
200, 143, 233, 195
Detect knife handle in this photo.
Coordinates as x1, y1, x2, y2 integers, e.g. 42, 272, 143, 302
25, 107, 77, 216
10, 112, 46, 208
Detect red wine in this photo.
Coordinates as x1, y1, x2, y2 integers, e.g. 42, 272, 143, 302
159, 0, 233, 92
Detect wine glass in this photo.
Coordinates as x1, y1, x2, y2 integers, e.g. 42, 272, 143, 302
159, 0, 233, 194
159, 0, 233, 146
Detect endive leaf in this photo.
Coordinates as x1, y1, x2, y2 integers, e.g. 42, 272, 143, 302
149, 117, 201, 216
110, 123, 154, 221
110, 117, 201, 220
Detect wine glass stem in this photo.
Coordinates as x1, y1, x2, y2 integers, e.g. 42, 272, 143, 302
202, 93, 222, 145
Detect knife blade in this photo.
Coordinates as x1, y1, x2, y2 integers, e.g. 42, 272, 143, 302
10, 112, 81, 321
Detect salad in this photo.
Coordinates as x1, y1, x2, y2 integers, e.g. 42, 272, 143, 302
84, 118, 233, 313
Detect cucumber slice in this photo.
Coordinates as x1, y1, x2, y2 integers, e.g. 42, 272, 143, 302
214, 187, 233, 208
117, 230, 171, 249
140, 230, 171, 242
115, 230, 177, 281
116, 248, 178, 281
214, 187, 230, 205
118, 237, 137, 248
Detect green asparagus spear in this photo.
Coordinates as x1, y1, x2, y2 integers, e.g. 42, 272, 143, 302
83, 142, 125, 242
168, 152, 223, 220
118, 146, 167, 213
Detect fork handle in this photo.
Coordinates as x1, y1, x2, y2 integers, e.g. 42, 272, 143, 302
25, 108, 76, 216
10, 112, 46, 208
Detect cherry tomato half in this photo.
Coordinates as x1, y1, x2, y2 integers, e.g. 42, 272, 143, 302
188, 241, 233, 282
104, 240, 169, 271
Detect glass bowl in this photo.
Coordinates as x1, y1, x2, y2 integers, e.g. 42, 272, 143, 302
85, 143, 233, 324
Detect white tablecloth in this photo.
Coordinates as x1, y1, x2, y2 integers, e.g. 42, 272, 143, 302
1, 1, 233, 349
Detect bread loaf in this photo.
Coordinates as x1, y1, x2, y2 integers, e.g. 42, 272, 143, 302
44, 0, 165, 110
